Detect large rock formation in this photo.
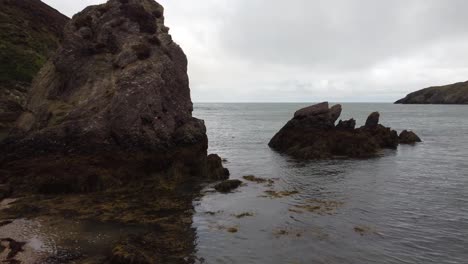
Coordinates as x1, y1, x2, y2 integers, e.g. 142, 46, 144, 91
395, 81, 468, 104
269, 102, 421, 159
0, 1, 228, 262
0, 0, 69, 139
0, 0, 227, 193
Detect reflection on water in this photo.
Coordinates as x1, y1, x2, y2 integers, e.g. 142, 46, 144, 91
193, 103, 468, 264
0, 217, 148, 263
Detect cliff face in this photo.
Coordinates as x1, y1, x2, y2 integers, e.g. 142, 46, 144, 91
0, 0, 69, 138
395, 81, 468, 104
0, 0, 227, 193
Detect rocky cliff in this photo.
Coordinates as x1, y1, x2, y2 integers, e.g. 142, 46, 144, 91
269, 102, 421, 159
0, 0, 227, 193
395, 81, 468, 104
0, 0, 228, 262
0, 0, 69, 138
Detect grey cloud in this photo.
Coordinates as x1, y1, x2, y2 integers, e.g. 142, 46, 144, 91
220, 0, 468, 69
41, 0, 468, 102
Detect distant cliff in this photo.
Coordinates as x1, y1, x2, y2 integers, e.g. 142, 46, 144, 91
395, 81, 468, 104
0, 0, 69, 138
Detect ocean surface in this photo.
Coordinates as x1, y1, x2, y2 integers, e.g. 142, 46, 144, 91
192, 103, 468, 264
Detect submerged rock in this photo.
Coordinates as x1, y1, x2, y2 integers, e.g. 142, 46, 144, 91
269, 102, 420, 159
0, 0, 226, 193
399, 130, 422, 144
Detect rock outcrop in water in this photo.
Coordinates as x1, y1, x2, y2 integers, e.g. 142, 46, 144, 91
0, 0, 69, 139
269, 102, 421, 159
395, 81, 468, 104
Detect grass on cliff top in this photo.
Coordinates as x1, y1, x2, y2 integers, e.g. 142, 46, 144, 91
0, 2, 63, 85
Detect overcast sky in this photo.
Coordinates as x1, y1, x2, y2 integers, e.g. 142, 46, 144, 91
43, 0, 468, 102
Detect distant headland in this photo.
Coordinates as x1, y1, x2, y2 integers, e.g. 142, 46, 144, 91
395, 81, 468, 104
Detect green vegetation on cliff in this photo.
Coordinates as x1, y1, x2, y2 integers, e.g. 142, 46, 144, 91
0, 0, 68, 138
0, 0, 68, 84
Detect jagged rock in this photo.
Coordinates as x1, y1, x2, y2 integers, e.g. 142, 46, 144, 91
336, 118, 356, 130
269, 102, 417, 159
294, 102, 329, 118
328, 104, 342, 124
395, 81, 468, 104
0, 0, 226, 194
399, 130, 422, 144
0, 0, 69, 139
365, 112, 380, 128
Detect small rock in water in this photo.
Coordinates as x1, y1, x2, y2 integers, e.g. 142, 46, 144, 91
214, 180, 242, 193
399, 130, 422, 144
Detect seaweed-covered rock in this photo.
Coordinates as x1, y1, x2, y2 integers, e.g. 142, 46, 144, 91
399, 130, 422, 144
214, 180, 242, 193
0, 0, 225, 193
269, 102, 417, 159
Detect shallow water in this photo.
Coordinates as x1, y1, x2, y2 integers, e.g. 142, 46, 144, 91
193, 103, 468, 264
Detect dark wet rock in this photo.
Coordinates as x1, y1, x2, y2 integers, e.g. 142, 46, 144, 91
328, 104, 342, 124
269, 102, 418, 159
0, 0, 226, 194
364, 112, 380, 129
214, 180, 242, 193
399, 130, 422, 144
0, 220, 12, 227
0, 184, 12, 200
395, 81, 468, 104
0, 0, 69, 139
207, 154, 230, 180
336, 118, 356, 130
